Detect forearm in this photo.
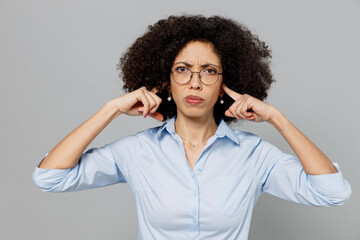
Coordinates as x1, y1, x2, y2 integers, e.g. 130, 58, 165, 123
268, 109, 338, 175
38, 101, 122, 169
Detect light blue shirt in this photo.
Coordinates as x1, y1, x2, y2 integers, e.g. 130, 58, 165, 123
32, 117, 351, 240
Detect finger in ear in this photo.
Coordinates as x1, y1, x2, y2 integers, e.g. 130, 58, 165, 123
225, 110, 235, 118
219, 89, 224, 97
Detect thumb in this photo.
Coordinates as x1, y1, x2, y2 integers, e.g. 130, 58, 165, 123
137, 107, 164, 121
224, 110, 235, 118
148, 112, 164, 121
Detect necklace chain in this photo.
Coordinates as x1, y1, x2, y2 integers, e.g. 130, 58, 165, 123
175, 124, 217, 149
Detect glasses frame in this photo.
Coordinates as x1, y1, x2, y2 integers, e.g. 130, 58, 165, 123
170, 67, 223, 86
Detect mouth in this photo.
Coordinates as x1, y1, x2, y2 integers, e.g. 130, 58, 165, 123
185, 95, 204, 104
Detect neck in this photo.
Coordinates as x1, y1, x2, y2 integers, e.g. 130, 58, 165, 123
174, 112, 218, 144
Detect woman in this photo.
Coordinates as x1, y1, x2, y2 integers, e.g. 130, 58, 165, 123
32, 15, 351, 239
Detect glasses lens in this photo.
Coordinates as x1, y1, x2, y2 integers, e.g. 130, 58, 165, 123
172, 67, 191, 84
172, 67, 219, 85
200, 68, 219, 85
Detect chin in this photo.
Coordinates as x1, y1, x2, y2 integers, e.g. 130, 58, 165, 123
178, 108, 213, 119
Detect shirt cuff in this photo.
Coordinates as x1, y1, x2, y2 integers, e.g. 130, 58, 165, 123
32, 152, 72, 191
308, 162, 348, 193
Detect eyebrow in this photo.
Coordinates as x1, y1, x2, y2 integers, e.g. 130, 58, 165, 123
173, 61, 220, 69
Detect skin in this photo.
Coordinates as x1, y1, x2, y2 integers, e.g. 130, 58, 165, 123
222, 84, 338, 175
170, 43, 222, 134
169, 40, 338, 174
39, 40, 338, 175
168, 41, 224, 168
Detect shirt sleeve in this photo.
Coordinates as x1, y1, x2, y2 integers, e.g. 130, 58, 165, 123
251, 139, 352, 207
32, 136, 137, 193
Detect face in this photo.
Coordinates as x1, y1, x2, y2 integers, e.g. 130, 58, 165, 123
170, 41, 223, 120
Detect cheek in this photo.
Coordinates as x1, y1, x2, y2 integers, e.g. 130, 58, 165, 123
169, 86, 182, 104
209, 93, 220, 106
210, 85, 222, 102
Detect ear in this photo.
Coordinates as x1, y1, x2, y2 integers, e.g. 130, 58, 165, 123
162, 81, 171, 92
219, 89, 224, 97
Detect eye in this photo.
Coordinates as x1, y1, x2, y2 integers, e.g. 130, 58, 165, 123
203, 68, 218, 75
175, 67, 188, 73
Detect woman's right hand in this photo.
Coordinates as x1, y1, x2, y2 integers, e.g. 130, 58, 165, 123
111, 86, 164, 121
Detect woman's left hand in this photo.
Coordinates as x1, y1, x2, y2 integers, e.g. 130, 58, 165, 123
222, 83, 277, 122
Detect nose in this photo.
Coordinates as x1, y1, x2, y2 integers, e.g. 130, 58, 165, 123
189, 72, 203, 90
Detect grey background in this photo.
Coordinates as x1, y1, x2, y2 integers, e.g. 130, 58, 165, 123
1, 0, 359, 239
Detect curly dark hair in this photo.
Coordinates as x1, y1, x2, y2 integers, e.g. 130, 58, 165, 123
118, 14, 274, 123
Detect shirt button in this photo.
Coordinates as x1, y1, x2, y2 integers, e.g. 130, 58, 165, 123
191, 218, 196, 223
195, 168, 202, 173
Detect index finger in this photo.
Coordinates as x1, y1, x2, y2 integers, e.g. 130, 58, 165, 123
221, 83, 242, 100
150, 87, 160, 94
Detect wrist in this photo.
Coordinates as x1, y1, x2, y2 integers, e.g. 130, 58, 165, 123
105, 100, 123, 118
267, 108, 290, 133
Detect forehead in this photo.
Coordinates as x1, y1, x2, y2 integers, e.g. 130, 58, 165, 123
174, 41, 221, 64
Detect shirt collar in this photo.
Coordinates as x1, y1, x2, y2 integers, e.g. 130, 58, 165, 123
156, 116, 240, 145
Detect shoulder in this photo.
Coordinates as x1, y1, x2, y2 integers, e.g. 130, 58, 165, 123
226, 124, 278, 148
234, 130, 277, 152
234, 130, 260, 141
224, 127, 282, 158
136, 125, 162, 138
230, 129, 286, 161
218, 119, 261, 147
228, 127, 262, 147
107, 125, 162, 150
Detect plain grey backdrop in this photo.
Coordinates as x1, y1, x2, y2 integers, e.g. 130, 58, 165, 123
1, 0, 359, 239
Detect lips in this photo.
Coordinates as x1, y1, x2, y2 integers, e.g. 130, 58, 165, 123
185, 95, 204, 104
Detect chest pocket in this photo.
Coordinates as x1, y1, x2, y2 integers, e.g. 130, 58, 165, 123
213, 175, 252, 217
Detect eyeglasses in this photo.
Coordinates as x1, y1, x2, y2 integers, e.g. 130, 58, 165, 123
171, 66, 222, 86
